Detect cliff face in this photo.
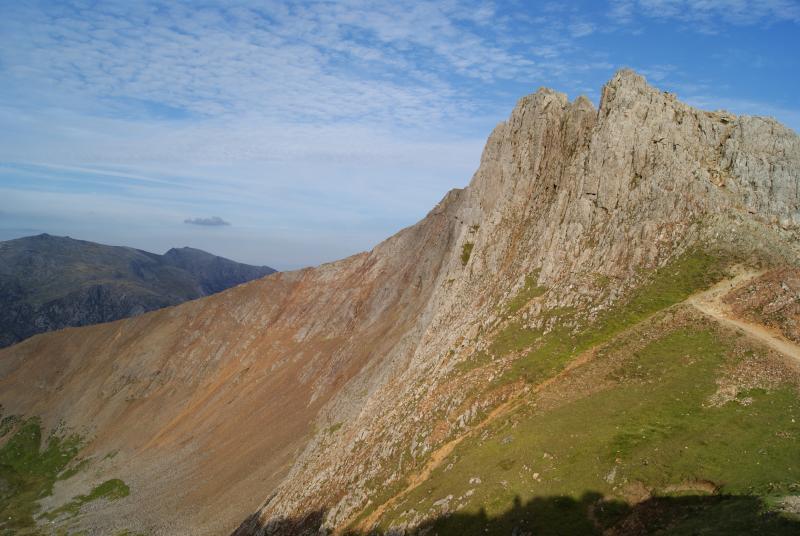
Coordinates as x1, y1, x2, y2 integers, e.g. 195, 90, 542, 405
0, 235, 276, 347
0, 71, 798, 535
235, 70, 800, 533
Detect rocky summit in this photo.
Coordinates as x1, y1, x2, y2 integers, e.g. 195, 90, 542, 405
1, 70, 799, 535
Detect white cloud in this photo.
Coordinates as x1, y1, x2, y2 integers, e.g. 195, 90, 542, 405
609, 0, 800, 30
635, 64, 678, 82
569, 21, 595, 37
0, 1, 548, 128
1, 0, 797, 266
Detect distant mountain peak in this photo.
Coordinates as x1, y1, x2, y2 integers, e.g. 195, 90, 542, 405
0, 236, 276, 347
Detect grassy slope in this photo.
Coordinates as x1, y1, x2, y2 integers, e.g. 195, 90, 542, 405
0, 418, 128, 535
371, 251, 800, 534
0, 417, 81, 534
381, 321, 800, 534
456, 251, 729, 385
497, 251, 729, 385
42, 478, 129, 521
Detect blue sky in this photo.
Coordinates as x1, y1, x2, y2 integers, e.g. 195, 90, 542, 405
1, 1, 798, 269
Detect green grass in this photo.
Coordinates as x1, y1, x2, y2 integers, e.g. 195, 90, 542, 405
380, 325, 800, 534
325, 422, 343, 435
347, 477, 408, 530
56, 458, 90, 482
42, 479, 129, 521
0, 416, 128, 533
461, 242, 474, 266
0, 416, 21, 438
594, 273, 612, 289
454, 349, 495, 373
491, 249, 730, 385
506, 271, 547, 314
0, 417, 82, 532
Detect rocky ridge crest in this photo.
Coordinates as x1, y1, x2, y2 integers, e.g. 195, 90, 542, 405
236, 70, 799, 533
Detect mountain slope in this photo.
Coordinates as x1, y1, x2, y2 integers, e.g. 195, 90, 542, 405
0, 70, 798, 535
233, 69, 800, 536
341, 266, 800, 536
0, 234, 276, 347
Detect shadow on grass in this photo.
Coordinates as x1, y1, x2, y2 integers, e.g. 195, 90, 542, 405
232, 491, 800, 536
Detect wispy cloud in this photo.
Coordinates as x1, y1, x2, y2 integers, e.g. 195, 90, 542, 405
609, 0, 800, 31
184, 216, 230, 227
569, 21, 595, 37
0, 1, 540, 127
0, 1, 797, 267
0, 1, 623, 131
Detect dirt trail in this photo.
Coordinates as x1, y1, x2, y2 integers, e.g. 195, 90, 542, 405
346, 349, 598, 533
687, 267, 800, 366
345, 268, 800, 532
349, 392, 520, 533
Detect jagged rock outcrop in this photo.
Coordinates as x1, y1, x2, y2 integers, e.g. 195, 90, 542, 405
234, 70, 800, 534
0, 235, 276, 347
0, 70, 797, 535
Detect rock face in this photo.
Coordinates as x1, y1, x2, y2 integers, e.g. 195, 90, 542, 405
724, 267, 800, 343
0, 70, 798, 535
230, 70, 800, 534
0, 235, 276, 347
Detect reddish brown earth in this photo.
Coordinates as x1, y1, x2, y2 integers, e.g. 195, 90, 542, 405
723, 267, 800, 344
0, 199, 460, 534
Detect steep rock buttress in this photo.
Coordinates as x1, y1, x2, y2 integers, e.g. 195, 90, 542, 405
233, 70, 800, 534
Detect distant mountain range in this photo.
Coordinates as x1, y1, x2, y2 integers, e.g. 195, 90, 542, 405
0, 234, 276, 347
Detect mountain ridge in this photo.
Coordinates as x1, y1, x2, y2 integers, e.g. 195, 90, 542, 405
235, 68, 800, 534
0, 69, 798, 535
0, 233, 276, 347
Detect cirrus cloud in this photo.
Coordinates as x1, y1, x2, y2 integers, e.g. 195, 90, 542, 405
0, 1, 797, 268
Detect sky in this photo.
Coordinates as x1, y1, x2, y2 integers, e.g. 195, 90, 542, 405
1, 1, 798, 270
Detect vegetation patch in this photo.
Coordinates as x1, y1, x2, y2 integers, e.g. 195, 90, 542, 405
0, 415, 128, 533
593, 273, 612, 289
0, 417, 82, 532
42, 478, 129, 521
495, 249, 730, 385
461, 242, 474, 266
506, 271, 546, 314
325, 422, 343, 435
0, 416, 21, 438
453, 349, 496, 373
347, 477, 408, 531
488, 320, 544, 359
378, 320, 800, 534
